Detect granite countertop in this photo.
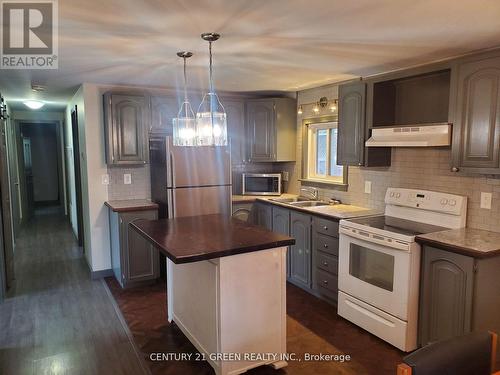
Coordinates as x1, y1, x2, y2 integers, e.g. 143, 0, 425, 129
232, 194, 379, 220
416, 228, 500, 258
131, 214, 295, 264
232, 193, 298, 204
105, 199, 159, 213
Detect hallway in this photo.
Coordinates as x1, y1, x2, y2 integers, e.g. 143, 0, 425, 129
0, 210, 148, 375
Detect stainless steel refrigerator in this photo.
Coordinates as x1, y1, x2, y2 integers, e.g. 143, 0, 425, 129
149, 134, 232, 219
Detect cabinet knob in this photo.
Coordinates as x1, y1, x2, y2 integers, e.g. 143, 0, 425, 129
451, 167, 459, 172
323, 226, 328, 230
323, 261, 328, 266
323, 280, 328, 285
323, 243, 328, 248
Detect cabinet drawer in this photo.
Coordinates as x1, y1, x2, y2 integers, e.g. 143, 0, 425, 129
316, 251, 338, 275
313, 233, 339, 256
316, 269, 338, 294
313, 217, 339, 237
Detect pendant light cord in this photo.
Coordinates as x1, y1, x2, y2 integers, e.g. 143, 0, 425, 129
209, 41, 214, 94
183, 56, 188, 117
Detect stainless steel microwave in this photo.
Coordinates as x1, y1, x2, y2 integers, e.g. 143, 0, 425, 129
242, 173, 282, 196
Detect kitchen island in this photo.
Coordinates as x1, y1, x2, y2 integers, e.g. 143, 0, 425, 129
131, 214, 295, 375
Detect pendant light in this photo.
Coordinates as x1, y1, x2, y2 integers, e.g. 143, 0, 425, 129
196, 32, 227, 146
173, 51, 197, 146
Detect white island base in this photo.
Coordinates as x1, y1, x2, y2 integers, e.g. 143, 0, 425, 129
166, 246, 288, 375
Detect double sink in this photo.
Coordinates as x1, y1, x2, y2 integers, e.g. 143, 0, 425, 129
268, 197, 331, 208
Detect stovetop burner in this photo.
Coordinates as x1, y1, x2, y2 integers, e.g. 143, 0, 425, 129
346, 215, 447, 237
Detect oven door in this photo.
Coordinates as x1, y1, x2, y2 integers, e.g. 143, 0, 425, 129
338, 232, 416, 321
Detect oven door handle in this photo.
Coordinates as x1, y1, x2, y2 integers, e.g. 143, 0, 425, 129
339, 227, 410, 252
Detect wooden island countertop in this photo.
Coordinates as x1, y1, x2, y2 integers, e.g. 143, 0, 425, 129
131, 214, 295, 264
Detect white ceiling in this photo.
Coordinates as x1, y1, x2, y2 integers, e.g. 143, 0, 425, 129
2, 0, 500, 109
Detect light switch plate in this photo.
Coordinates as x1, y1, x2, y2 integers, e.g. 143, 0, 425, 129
282, 171, 289, 182
101, 174, 109, 185
124, 174, 132, 185
481, 192, 492, 209
364, 180, 372, 194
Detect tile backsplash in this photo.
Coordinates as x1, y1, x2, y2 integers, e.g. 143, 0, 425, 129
107, 166, 151, 200
304, 148, 500, 233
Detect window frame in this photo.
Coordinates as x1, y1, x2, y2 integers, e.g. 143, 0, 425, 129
301, 115, 348, 189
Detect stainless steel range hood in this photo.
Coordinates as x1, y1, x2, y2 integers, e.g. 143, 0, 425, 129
365, 123, 451, 147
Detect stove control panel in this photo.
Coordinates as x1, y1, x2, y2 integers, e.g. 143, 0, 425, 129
385, 188, 466, 215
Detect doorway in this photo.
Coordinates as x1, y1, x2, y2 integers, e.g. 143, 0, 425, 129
71, 107, 84, 248
20, 123, 62, 215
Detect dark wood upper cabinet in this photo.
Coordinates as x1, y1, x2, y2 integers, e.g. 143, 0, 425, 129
337, 81, 367, 166
246, 98, 296, 162
104, 93, 150, 165
451, 53, 500, 174
150, 95, 178, 134
223, 99, 246, 166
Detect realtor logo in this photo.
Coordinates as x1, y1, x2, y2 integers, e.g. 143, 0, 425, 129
1, 0, 58, 69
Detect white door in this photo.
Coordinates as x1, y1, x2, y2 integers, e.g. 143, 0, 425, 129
338, 234, 417, 320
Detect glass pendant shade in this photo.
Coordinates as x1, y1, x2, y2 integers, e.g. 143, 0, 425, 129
173, 101, 196, 146
196, 92, 227, 146
196, 32, 227, 146
173, 51, 197, 146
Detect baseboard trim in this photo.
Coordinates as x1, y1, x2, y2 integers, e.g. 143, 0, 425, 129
91, 268, 114, 280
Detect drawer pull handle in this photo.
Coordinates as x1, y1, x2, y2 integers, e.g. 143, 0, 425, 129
323, 226, 328, 230
323, 261, 328, 266
323, 280, 328, 285
323, 243, 328, 248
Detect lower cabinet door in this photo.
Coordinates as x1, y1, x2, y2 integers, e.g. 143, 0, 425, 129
272, 206, 291, 278
419, 246, 474, 346
289, 211, 311, 289
120, 210, 159, 286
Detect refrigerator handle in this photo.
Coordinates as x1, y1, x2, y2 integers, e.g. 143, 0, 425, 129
167, 189, 175, 218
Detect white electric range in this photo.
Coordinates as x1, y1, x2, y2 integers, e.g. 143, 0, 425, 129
337, 188, 467, 352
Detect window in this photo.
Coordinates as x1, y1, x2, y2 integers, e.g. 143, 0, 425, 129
306, 121, 345, 184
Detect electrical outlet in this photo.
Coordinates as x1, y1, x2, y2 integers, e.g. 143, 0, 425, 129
101, 174, 109, 185
481, 192, 492, 209
124, 174, 132, 185
282, 171, 289, 182
364, 180, 372, 194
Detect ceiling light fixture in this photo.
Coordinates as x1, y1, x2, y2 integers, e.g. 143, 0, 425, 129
329, 100, 338, 112
196, 32, 227, 146
23, 100, 45, 110
173, 51, 197, 146
297, 105, 303, 115
312, 103, 320, 113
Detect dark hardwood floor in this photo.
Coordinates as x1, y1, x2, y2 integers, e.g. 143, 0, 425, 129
106, 274, 404, 375
0, 208, 148, 375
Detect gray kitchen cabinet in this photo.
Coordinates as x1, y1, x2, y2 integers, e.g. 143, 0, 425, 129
272, 206, 291, 278
337, 81, 366, 166
246, 98, 296, 162
109, 209, 159, 288
312, 216, 340, 303
251, 201, 272, 230
232, 202, 253, 222
419, 246, 474, 346
224, 99, 246, 166
289, 211, 311, 289
104, 93, 150, 165
150, 95, 178, 133
450, 52, 500, 174
419, 245, 500, 348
